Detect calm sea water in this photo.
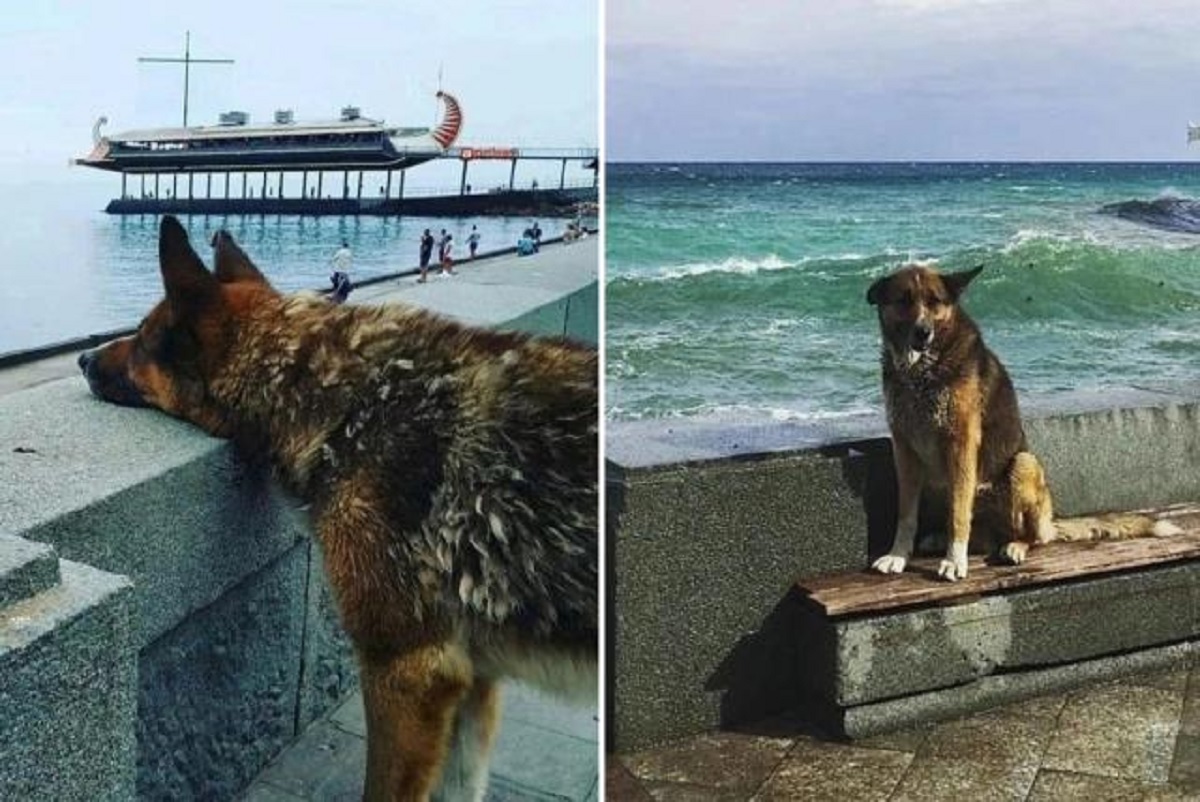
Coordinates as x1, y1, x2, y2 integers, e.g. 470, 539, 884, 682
606, 162, 1200, 422
0, 165, 575, 354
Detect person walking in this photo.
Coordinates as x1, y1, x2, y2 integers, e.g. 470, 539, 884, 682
418, 229, 434, 283
468, 225, 481, 259
437, 229, 448, 264
441, 234, 457, 276
330, 240, 353, 303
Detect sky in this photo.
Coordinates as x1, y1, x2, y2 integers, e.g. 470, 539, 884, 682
0, 0, 597, 187
608, 0, 1200, 161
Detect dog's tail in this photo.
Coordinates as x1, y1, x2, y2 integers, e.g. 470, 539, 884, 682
1054, 513, 1182, 542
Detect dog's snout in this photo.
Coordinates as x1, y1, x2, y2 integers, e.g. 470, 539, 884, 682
912, 324, 933, 351
78, 350, 94, 375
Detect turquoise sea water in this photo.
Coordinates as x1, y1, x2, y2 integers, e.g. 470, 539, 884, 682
606, 162, 1200, 422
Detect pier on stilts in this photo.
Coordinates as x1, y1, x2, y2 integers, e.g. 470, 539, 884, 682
74, 34, 597, 218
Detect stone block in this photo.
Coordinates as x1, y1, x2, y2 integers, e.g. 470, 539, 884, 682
1027, 403, 1200, 516
295, 543, 358, 728
135, 545, 308, 801
0, 559, 136, 802
803, 562, 1200, 709
0, 380, 308, 649
0, 534, 59, 608
839, 640, 1197, 739
610, 449, 868, 750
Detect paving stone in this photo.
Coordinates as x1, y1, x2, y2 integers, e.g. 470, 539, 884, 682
502, 681, 598, 743
252, 721, 365, 798
238, 782, 306, 801
1027, 769, 1199, 801
889, 755, 1039, 802
751, 739, 911, 801
917, 711, 1053, 769
1042, 683, 1183, 783
328, 691, 366, 738
641, 782, 750, 801
855, 723, 933, 754
623, 732, 793, 795
1173, 666, 1200, 789
489, 719, 596, 800
606, 759, 653, 802
727, 710, 829, 741
968, 691, 1069, 725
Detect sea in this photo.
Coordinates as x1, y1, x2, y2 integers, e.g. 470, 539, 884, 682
606, 162, 1200, 423
0, 163, 572, 355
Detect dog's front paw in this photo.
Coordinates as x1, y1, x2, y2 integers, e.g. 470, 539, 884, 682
1002, 541, 1030, 565
872, 553, 908, 574
937, 558, 967, 581
937, 542, 969, 581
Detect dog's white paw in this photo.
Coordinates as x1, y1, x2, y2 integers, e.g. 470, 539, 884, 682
872, 554, 908, 574
1003, 541, 1030, 565
937, 558, 967, 581
937, 541, 969, 581
1152, 520, 1184, 538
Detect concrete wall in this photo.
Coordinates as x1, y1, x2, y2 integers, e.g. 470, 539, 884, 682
0, 281, 595, 800
607, 386, 1200, 751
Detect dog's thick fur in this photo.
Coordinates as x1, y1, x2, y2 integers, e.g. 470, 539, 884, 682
866, 263, 1177, 582
80, 217, 597, 801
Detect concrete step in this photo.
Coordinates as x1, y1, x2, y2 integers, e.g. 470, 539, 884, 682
793, 509, 1200, 738
0, 534, 60, 609
0, 558, 136, 801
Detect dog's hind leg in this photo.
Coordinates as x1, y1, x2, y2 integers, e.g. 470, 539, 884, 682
359, 643, 472, 802
874, 438, 923, 574
1001, 451, 1054, 565
430, 678, 503, 802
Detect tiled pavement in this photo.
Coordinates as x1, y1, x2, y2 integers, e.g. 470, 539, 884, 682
608, 655, 1200, 801
240, 683, 598, 801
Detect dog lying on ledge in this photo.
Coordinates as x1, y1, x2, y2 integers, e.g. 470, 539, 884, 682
79, 216, 598, 801
867, 263, 1179, 582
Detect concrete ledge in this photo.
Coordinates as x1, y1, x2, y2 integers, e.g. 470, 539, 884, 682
137, 545, 309, 799
2, 382, 308, 649
608, 393, 1200, 751
0, 535, 59, 608
798, 562, 1200, 710
0, 559, 136, 801
838, 639, 1198, 739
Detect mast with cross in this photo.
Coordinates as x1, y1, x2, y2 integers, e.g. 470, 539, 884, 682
138, 31, 234, 128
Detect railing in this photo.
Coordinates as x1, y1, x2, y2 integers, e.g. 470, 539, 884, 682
441, 146, 599, 160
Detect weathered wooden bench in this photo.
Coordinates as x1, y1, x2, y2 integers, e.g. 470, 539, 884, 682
792, 503, 1200, 738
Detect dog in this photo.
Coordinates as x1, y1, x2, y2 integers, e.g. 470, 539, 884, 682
79, 216, 597, 801
866, 263, 1178, 582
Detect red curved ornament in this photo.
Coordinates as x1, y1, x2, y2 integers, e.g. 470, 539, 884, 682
432, 91, 463, 150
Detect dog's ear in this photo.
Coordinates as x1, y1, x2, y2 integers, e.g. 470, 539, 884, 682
944, 264, 984, 300
211, 230, 270, 286
866, 274, 890, 305
160, 216, 220, 316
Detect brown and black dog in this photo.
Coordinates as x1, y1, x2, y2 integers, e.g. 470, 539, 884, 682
79, 217, 597, 801
867, 263, 1177, 582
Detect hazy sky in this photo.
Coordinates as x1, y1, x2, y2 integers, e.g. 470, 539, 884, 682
608, 0, 1200, 161
0, 0, 597, 174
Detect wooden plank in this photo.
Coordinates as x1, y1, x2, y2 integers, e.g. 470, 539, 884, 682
798, 503, 1200, 618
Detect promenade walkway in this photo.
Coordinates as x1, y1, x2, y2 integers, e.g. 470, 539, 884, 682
609, 656, 1200, 801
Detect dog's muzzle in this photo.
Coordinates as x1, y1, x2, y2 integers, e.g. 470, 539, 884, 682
78, 349, 149, 407
911, 324, 933, 353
